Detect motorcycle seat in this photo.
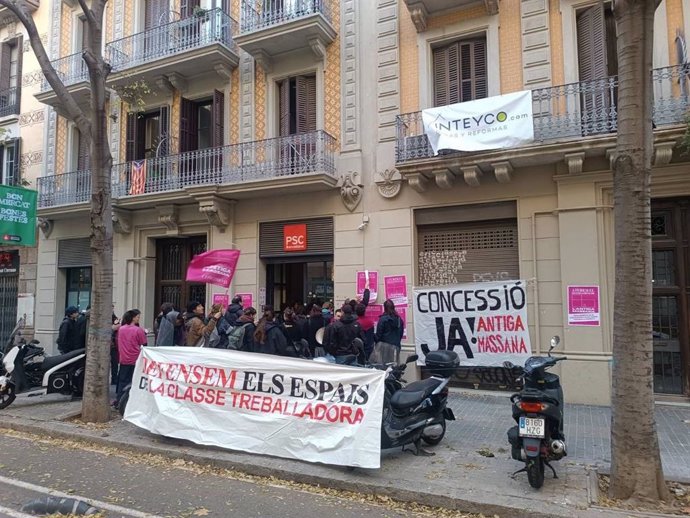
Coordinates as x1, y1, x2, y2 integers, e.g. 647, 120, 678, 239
41, 348, 85, 371
390, 378, 443, 410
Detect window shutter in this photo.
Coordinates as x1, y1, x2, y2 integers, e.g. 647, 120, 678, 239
158, 105, 169, 156
279, 79, 290, 137
179, 97, 197, 152
77, 131, 90, 171
0, 43, 11, 92
9, 137, 20, 186
58, 238, 92, 268
433, 45, 449, 107
577, 5, 607, 81
296, 75, 316, 133
212, 89, 224, 148
14, 36, 23, 99
180, 0, 198, 19
125, 112, 138, 162
471, 39, 487, 100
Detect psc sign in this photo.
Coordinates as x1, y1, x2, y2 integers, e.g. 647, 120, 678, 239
283, 224, 307, 252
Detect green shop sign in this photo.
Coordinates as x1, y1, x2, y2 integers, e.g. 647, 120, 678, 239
0, 185, 37, 247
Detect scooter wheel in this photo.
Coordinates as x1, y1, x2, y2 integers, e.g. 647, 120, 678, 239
0, 384, 16, 409
527, 458, 545, 489
422, 418, 446, 446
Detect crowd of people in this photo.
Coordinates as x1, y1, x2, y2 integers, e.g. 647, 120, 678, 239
60, 289, 405, 407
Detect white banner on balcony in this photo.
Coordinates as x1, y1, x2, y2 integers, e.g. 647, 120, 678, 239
422, 90, 534, 153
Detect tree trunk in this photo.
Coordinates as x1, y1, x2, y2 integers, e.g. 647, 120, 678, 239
610, 0, 668, 502
81, 2, 114, 423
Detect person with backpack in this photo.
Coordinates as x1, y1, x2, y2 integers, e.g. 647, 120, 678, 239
227, 306, 257, 351
372, 299, 405, 364
325, 305, 365, 364
253, 309, 287, 355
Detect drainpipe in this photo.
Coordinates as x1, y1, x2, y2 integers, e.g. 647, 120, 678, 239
530, 204, 614, 356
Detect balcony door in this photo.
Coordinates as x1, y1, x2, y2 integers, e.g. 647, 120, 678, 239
179, 91, 225, 185
652, 200, 690, 396
125, 106, 169, 194
576, 3, 618, 135
144, 0, 171, 59
0, 36, 22, 117
278, 74, 316, 175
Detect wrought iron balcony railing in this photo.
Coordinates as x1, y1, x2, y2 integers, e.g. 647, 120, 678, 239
240, 0, 331, 33
38, 131, 337, 207
0, 87, 19, 117
106, 8, 238, 70
36, 169, 91, 208
40, 52, 89, 92
396, 64, 690, 163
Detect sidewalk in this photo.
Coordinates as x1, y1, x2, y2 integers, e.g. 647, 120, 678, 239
0, 390, 687, 518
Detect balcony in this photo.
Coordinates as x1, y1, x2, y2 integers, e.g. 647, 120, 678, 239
0, 0, 39, 19
35, 53, 90, 116
106, 9, 239, 91
36, 170, 91, 215
0, 87, 20, 118
395, 65, 690, 188
403, 0, 498, 32
37, 131, 338, 212
236, 0, 336, 68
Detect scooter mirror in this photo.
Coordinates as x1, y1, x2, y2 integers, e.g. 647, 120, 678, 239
549, 336, 560, 356
407, 354, 419, 363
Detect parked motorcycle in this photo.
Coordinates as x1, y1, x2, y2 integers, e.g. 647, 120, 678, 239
380, 349, 459, 454
507, 336, 567, 489
0, 320, 86, 409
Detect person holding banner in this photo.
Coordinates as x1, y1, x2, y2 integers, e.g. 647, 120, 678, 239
116, 309, 147, 405
371, 299, 404, 364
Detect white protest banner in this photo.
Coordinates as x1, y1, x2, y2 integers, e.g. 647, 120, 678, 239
413, 280, 531, 367
124, 347, 386, 468
422, 91, 534, 153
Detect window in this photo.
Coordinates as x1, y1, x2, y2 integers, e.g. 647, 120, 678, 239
278, 75, 316, 136
576, 3, 617, 81
197, 101, 213, 150
179, 91, 224, 152
65, 267, 92, 311
125, 107, 169, 161
0, 37, 22, 116
0, 139, 20, 186
432, 36, 487, 107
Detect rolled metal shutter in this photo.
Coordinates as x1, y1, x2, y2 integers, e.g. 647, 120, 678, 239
418, 220, 519, 286
260, 217, 333, 258
58, 238, 91, 268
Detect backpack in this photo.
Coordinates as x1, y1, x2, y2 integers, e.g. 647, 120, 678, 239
227, 323, 251, 351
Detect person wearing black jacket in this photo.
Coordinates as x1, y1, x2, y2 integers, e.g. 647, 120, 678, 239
325, 304, 365, 363
253, 309, 288, 355
57, 306, 80, 354
305, 304, 326, 356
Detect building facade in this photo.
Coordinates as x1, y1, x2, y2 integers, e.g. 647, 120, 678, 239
32, 0, 690, 404
0, 0, 48, 345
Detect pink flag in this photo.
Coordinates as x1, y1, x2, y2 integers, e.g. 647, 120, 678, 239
185, 249, 241, 288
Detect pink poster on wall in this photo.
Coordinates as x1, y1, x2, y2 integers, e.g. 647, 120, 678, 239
235, 293, 254, 311
567, 285, 600, 326
212, 294, 229, 309
356, 270, 379, 302
384, 275, 408, 305
365, 304, 383, 322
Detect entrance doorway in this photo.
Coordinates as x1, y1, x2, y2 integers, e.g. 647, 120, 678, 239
155, 237, 207, 314
266, 260, 333, 312
652, 199, 690, 395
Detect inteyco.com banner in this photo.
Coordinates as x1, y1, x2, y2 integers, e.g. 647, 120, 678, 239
124, 347, 386, 468
422, 90, 534, 153
413, 280, 532, 367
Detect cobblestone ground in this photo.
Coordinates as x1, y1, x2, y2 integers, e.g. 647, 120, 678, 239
444, 391, 690, 481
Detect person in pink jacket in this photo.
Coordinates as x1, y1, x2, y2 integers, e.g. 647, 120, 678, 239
116, 309, 147, 405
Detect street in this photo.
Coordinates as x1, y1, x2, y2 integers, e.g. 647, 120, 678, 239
0, 432, 470, 518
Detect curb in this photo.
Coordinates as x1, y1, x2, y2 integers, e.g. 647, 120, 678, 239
0, 416, 579, 518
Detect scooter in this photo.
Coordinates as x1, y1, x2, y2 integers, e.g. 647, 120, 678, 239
506, 336, 567, 489
0, 320, 86, 409
380, 349, 459, 454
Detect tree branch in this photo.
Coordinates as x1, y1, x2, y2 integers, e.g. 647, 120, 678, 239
77, 0, 97, 26
0, 0, 91, 136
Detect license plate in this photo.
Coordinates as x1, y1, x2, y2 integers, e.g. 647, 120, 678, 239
519, 417, 545, 438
